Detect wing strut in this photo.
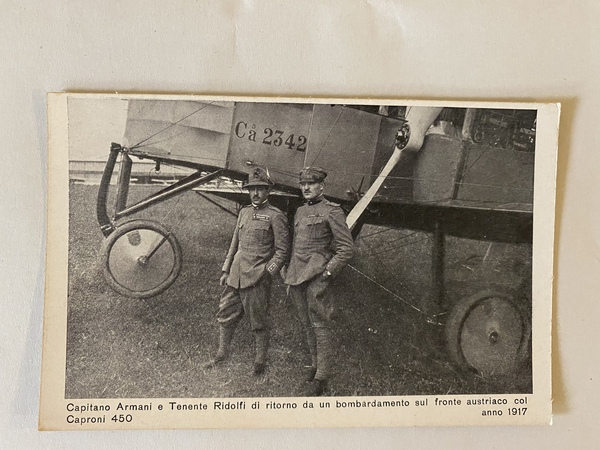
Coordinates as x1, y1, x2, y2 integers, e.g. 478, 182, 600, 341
346, 107, 443, 229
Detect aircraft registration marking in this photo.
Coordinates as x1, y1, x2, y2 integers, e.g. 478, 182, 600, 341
234, 121, 307, 152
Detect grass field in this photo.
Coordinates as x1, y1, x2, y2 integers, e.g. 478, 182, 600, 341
66, 183, 532, 399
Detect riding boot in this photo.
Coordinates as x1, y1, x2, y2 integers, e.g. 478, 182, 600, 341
253, 330, 269, 375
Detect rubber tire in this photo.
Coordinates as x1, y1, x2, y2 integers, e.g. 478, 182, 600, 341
445, 290, 531, 376
100, 219, 182, 299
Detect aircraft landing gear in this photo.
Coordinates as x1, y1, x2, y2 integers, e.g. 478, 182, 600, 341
100, 219, 182, 299
445, 291, 531, 376
95, 144, 223, 298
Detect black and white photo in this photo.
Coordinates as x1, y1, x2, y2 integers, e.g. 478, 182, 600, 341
40, 94, 557, 429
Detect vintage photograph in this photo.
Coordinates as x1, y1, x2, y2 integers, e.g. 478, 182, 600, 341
41, 94, 556, 429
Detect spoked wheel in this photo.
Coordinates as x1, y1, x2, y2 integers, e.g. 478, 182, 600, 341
445, 291, 531, 376
100, 219, 182, 298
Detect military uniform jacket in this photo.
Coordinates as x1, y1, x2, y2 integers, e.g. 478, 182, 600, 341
286, 198, 355, 286
222, 202, 289, 289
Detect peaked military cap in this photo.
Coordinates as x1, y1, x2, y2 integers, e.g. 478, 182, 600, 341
299, 166, 327, 183
243, 166, 273, 188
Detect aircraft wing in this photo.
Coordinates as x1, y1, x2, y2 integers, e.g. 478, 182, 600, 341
370, 199, 532, 244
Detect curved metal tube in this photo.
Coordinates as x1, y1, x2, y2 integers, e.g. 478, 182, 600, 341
96, 143, 122, 237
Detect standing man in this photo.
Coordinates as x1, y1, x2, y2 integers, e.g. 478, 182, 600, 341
206, 167, 289, 375
285, 167, 355, 395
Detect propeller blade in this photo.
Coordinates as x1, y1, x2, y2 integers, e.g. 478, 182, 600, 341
346, 107, 443, 229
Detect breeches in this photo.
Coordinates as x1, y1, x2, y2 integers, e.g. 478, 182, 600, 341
216, 276, 272, 331
289, 275, 333, 329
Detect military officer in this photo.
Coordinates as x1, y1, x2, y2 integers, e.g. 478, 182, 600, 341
285, 167, 355, 395
206, 167, 289, 375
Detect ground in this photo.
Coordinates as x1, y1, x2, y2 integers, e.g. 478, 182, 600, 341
65, 184, 532, 399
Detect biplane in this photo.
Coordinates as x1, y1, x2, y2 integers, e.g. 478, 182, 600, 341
95, 99, 536, 378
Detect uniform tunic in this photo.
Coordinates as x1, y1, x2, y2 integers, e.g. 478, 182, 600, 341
217, 202, 289, 331
286, 198, 355, 327
286, 198, 355, 286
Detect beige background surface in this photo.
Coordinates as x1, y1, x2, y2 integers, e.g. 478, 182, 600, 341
1, 0, 598, 448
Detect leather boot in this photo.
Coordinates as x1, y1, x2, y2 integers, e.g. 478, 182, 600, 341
305, 367, 318, 382
204, 325, 235, 369
253, 330, 269, 375
305, 379, 328, 396
305, 327, 318, 380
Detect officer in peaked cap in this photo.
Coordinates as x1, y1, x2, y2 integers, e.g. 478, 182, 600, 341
299, 166, 328, 184
205, 166, 289, 375
285, 166, 355, 396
